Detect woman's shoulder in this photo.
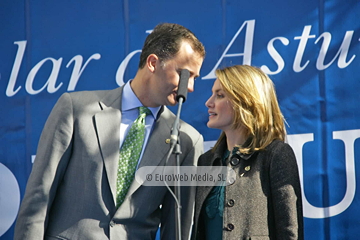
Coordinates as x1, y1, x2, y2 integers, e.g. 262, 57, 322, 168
262, 139, 297, 165
266, 139, 293, 153
198, 147, 221, 166
199, 148, 216, 159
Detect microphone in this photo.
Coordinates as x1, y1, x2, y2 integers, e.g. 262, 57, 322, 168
176, 69, 190, 102
170, 69, 190, 146
169, 69, 190, 240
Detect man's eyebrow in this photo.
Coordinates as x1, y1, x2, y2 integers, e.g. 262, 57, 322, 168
178, 69, 199, 79
189, 70, 199, 79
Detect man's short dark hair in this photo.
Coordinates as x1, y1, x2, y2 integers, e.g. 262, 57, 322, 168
138, 23, 205, 69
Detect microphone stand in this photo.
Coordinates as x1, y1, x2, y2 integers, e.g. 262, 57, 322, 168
169, 96, 184, 240
165, 68, 189, 240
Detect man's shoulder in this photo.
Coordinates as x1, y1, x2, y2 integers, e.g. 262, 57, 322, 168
162, 107, 200, 134
159, 107, 203, 145
180, 119, 201, 135
58, 87, 122, 107
67, 87, 121, 101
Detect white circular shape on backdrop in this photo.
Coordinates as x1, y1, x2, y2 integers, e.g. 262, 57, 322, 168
0, 162, 20, 236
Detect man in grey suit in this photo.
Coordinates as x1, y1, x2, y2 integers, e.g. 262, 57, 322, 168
14, 23, 205, 240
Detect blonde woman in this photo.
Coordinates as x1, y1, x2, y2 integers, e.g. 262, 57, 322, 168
192, 65, 303, 239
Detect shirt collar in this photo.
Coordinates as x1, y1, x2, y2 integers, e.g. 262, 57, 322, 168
122, 80, 161, 118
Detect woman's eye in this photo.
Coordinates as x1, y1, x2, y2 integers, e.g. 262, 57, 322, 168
216, 94, 224, 98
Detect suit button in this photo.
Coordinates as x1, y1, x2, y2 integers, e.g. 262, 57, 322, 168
225, 223, 234, 231
110, 220, 115, 227
227, 176, 235, 185
245, 165, 251, 171
230, 157, 240, 166
227, 199, 235, 207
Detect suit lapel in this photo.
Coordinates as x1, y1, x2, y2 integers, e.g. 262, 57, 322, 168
94, 92, 175, 208
94, 108, 120, 204
94, 87, 123, 204
124, 107, 173, 198
139, 110, 172, 168
196, 138, 227, 216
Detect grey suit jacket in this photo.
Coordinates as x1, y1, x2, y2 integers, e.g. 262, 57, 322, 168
192, 139, 303, 240
14, 86, 204, 240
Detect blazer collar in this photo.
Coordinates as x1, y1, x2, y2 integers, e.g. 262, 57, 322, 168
205, 137, 227, 167
94, 86, 123, 205
210, 136, 256, 165
94, 88, 174, 206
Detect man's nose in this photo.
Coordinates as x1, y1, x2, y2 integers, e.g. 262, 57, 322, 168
187, 78, 194, 93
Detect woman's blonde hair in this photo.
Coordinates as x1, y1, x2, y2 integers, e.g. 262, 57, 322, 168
213, 65, 286, 154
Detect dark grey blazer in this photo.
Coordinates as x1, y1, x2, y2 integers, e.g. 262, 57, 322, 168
14, 86, 203, 240
192, 139, 303, 240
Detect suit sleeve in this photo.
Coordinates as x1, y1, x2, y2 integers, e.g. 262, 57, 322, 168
160, 132, 204, 240
14, 93, 74, 240
270, 142, 304, 239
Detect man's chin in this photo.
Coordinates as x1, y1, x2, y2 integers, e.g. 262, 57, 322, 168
166, 97, 178, 106
167, 101, 177, 106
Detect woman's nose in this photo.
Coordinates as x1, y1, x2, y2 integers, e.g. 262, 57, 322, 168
205, 95, 214, 108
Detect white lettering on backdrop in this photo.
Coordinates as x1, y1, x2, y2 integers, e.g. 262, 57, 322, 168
5, 19, 357, 97
6, 41, 101, 97
287, 129, 360, 218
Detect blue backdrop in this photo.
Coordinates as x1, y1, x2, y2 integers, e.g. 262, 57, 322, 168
1, 0, 359, 239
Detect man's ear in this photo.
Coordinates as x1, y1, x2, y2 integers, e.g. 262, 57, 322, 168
147, 54, 158, 73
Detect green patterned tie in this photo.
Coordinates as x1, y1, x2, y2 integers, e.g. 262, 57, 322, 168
116, 106, 151, 208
